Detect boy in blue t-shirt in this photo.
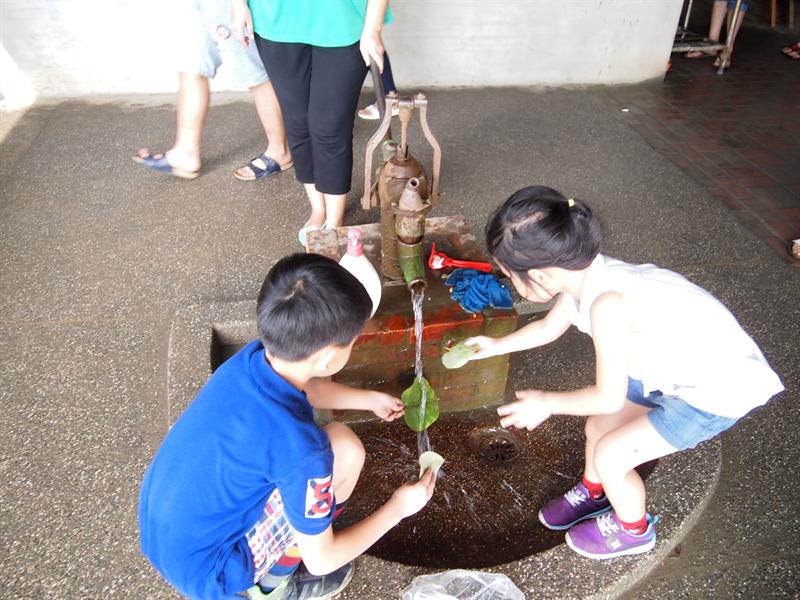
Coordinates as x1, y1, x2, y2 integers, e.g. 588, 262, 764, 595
139, 253, 437, 599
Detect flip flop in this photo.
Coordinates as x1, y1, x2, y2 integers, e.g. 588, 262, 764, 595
234, 153, 293, 181
781, 42, 800, 55
132, 151, 200, 180
685, 50, 717, 59
298, 221, 327, 247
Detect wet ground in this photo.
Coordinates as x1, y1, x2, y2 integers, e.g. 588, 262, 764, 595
339, 410, 654, 569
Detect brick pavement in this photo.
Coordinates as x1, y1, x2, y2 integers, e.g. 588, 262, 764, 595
603, 22, 800, 265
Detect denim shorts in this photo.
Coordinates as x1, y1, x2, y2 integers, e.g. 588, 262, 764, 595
627, 378, 737, 450
726, 0, 749, 12
174, 0, 269, 88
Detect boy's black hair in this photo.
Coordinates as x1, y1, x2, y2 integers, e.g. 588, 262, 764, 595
256, 253, 372, 361
486, 185, 602, 279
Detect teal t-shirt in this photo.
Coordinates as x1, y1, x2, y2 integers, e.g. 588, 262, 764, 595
250, 0, 392, 47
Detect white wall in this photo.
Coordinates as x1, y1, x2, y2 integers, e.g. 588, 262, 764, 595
0, 0, 682, 104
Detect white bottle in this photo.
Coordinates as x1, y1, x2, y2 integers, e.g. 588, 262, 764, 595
339, 227, 382, 317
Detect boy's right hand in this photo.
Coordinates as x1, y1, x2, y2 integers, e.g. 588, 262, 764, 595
464, 336, 499, 360
391, 469, 436, 519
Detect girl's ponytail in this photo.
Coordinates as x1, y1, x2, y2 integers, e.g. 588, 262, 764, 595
486, 186, 602, 280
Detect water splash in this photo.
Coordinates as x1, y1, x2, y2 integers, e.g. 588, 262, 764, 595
411, 287, 431, 457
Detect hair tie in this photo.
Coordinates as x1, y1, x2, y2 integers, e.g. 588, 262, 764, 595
567, 198, 575, 208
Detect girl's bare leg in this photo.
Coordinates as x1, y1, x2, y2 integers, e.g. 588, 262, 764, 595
583, 401, 649, 484
591, 416, 678, 522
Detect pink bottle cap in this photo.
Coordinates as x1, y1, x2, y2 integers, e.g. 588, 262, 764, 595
346, 228, 364, 256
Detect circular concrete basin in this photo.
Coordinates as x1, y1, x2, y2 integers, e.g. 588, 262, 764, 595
339, 410, 655, 569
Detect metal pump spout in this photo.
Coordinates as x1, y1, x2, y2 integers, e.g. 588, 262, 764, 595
392, 178, 430, 291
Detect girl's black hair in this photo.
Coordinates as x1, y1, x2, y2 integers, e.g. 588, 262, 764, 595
256, 253, 372, 361
486, 185, 602, 279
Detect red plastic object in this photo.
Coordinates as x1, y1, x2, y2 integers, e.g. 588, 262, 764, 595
428, 243, 493, 273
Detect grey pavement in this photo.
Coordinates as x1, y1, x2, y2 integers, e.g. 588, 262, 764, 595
0, 85, 798, 599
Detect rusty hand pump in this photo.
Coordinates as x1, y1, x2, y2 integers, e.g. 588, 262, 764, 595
363, 67, 442, 290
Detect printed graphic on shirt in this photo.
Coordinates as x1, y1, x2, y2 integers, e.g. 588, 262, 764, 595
305, 475, 333, 518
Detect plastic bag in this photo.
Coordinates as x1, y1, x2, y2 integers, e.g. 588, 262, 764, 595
401, 570, 525, 600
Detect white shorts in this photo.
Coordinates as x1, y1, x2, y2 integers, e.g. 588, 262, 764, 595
173, 0, 268, 88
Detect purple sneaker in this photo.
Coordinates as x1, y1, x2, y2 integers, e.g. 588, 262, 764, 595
538, 482, 611, 530
565, 511, 659, 560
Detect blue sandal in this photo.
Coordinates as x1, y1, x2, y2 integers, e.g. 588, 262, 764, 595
234, 153, 292, 181
132, 151, 200, 180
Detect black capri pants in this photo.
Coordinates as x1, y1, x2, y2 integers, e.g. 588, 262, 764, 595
255, 36, 369, 195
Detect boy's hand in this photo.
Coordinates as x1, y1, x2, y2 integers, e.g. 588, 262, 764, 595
370, 391, 404, 421
497, 389, 551, 430
464, 336, 499, 360
391, 469, 436, 518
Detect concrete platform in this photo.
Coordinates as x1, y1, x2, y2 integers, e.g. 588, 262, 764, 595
1, 83, 798, 598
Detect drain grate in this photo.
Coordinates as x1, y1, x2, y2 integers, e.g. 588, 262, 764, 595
468, 428, 522, 463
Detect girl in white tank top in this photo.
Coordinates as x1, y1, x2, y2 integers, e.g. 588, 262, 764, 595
465, 185, 783, 560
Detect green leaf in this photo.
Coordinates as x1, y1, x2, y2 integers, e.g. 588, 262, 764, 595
401, 376, 439, 432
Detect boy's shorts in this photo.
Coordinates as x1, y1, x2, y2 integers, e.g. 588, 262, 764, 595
245, 488, 303, 589
174, 0, 269, 88
627, 378, 737, 450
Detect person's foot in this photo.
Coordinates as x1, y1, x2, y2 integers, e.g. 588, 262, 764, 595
293, 561, 355, 600
357, 101, 400, 121
133, 148, 201, 179
713, 55, 731, 69
685, 49, 718, 59
244, 561, 354, 600
781, 42, 800, 57
565, 512, 659, 560
298, 218, 327, 247
789, 239, 800, 260
235, 151, 293, 181
538, 482, 612, 530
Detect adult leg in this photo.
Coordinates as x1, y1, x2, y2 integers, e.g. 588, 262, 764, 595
169, 72, 210, 172
381, 51, 397, 93
324, 422, 365, 504
255, 37, 325, 227
235, 81, 294, 179
708, 0, 729, 42
308, 43, 369, 228
718, 4, 747, 64
134, 72, 209, 175
591, 416, 678, 522
358, 51, 399, 119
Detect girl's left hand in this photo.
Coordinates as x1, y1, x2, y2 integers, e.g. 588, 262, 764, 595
359, 31, 384, 71
371, 391, 404, 421
497, 390, 552, 430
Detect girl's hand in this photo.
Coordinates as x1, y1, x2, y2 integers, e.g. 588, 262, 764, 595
391, 469, 436, 518
464, 336, 500, 360
230, 0, 254, 48
370, 391, 404, 421
359, 30, 384, 71
497, 390, 552, 430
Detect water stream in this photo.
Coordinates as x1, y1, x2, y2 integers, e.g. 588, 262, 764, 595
411, 287, 431, 457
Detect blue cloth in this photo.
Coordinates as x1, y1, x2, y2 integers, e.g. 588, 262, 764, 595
139, 341, 335, 599
445, 268, 514, 313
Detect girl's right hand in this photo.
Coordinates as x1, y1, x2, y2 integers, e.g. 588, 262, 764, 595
391, 469, 436, 519
463, 336, 500, 360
